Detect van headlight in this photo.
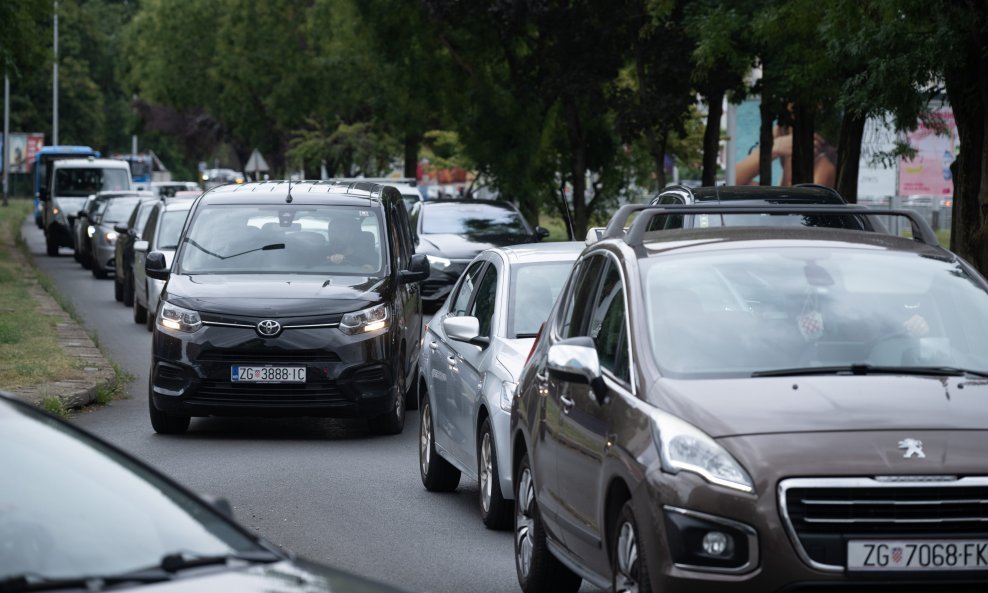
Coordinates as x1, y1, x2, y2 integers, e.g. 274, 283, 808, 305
651, 412, 754, 493
157, 301, 202, 333
339, 303, 389, 335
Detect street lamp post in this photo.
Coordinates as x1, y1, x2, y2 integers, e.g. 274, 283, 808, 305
3, 74, 9, 206
53, 0, 59, 146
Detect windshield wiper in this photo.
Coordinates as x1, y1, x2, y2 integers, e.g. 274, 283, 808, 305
752, 365, 988, 378
0, 551, 280, 593
184, 238, 284, 260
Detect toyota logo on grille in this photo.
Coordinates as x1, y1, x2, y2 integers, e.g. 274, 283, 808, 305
257, 319, 282, 337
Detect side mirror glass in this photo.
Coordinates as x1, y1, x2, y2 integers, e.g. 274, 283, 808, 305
145, 251, 170, 280
399, 253, 430, 284
535, 226, 550, 241
547, 337, 608, 404
113, 223, 129, 234
443, 315, 489, 347
77, 211, 87, 219
133, 240, 149, 253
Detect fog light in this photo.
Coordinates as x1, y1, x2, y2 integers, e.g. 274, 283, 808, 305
702, 531, 730, 556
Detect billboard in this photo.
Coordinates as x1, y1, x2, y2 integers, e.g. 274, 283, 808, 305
2, 133, 45, 173
898, 110, 957, 197
858, 115, 898, 198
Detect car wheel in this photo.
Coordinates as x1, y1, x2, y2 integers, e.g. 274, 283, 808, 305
406, 363, 419, 410
113, 277, 123, 302
148, 389, 190, 435
45, 233, 58, 257
146, 304, 155, 332
479, 417, 512, 530
368, 366, 406, 435
133, 293, 147, 324
73, 248, 81, 263
612, 501, 652, 593
514, 453, 581, 593
123, 273, 134, 307
419, 392, 460, 491
92, 263, 108, 279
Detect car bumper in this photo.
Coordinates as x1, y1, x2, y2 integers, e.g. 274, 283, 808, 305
93, 242, 116, 272
151, 322, 399, 419
491, 406, 514, 499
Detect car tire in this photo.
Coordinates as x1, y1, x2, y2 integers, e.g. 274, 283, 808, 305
146, 304, 155, 332
419, 392, 460, 491
45, 233, 58, 257
80, 250, 92, 270
73, 248, 81, 263
92, 263, 108, 279
114, 277, 123, 302
148, 389, 190, 435
134, 294, 147, 324
478, 417, 512, 530
368, 367, 406, 435
406, 365, 419, 411
123, 273, 134, 307
514, 453, 581, 593
611, 501, 652, 593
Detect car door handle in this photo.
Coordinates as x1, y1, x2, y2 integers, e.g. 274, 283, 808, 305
447, 355, 457, 366
560, 394, 575, 413
429, 340, 438, 351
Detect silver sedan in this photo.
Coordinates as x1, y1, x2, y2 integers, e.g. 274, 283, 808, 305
418, 241, 582, 528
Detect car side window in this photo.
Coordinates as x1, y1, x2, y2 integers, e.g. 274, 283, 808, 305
449, 261, 486, 317
141, 207, 159, 242
469, 265, 498, 338
589, 261, 630, 384
388, 205, 409, 269
558, 255, 606, 339
648, 194, 685, 231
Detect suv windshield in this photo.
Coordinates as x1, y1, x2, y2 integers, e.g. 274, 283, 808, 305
642, 248, 988, 378
177, 204, 384, 275
54, 168, 130, 197
423, 203, 529, 238
0, 403, 261, 580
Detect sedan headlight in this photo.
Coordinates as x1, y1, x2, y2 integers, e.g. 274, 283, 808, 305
339, 303, 390, 335
499, 381, 517, 412
427, 255, 452, 270
651, 412, 754, 493
87, 225, 96, 238
157, 301, 202, 333
103, 230, 118, 244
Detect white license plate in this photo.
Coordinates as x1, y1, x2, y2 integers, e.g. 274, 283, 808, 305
848, 540, 988, 571
230, 365, 306, 383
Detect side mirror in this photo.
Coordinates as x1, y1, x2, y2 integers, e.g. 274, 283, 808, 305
77, 210, 88, 219
145, 251, 170, 280
134, 240, 149, 253
399, 253, 430, 284
39, 189, 49, 202
444, 315, 490, 348
535, 226, 550, 241
199, 494, 235, 520
547, 336, 608, 405
113, 223, 129, 234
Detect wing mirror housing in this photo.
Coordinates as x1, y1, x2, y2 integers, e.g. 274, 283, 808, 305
399, 253, 430, 284
113, 223, 129, 234
145, 251, 170, 280
76, 210, 88, 219
535, 226, 550, 241
444, 316, 490, 348
547, 336, 608, 405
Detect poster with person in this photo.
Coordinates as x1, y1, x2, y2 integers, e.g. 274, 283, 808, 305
898, 110, 957, 197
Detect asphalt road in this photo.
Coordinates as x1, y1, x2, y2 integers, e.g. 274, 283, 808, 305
21, 218, 602, 593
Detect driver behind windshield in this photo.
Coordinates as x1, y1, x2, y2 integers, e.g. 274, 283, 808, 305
325, 216, 377, 270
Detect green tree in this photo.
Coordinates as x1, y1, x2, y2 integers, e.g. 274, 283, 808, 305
0, 0, 50, 79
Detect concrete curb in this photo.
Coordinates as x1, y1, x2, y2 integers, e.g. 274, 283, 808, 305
10, 222, 116, 409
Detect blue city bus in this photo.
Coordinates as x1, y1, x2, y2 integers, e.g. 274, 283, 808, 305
33, 146, 101, 228
110, 153, 153, 189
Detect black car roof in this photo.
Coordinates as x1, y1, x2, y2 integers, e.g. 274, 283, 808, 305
656, 184, 844, 204
200, 180, 399, 207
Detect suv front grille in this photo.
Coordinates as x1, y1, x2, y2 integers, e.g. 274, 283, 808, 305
780, 477, 988, 570
196, 350, 341, 363
191, 379, 346, 406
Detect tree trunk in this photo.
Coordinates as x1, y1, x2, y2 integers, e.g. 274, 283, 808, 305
563, 99, 590, 237
790, 101, 815, 185
403, 132, 420, 180
835, 111, 866, 203
702, 88, 724, 186
759, 97, 774, 185
652, 132, 668, 191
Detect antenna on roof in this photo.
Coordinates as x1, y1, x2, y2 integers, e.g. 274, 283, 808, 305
286, 175, 293, 203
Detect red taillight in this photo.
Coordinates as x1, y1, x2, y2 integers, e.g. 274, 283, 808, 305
525, 322, 544, 365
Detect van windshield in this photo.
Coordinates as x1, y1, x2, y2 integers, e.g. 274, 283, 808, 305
54, 168, 130, 197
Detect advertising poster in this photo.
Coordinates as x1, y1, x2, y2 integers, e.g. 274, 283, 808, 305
26, 134, 45, 170
858, 115, 898, 198
6, 134, 28, 174
898, 110, 957, 197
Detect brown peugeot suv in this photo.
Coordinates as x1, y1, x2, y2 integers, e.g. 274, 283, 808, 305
510, 204, 988, 593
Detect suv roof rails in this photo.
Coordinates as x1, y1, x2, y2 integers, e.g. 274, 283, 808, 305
792, 183, 845, 199
333, 177, 417, 187
604, 204, 940, 248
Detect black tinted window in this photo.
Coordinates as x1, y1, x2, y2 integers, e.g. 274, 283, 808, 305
450, 261, 486, 316
422, 203, 529, 237
559, 255, 606, 339
590, 261, 629, 383
470, 266, 498, 338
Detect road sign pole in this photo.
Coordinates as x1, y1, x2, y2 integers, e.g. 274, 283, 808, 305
3, 74, 9, 206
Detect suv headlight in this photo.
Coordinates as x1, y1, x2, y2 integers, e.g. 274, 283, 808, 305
651, 412, 754, 493
427, 255, 452, 270
499, 380, 517, 412
157, 301, 202, 333
339, 303, 390, 335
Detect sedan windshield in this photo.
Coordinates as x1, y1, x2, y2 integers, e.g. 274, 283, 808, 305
422, 203, 529, 238
177, 204, 384, 275
0, 404, 261, 580
642, 248, 988, 378
100, 197, 142, 223
508, 261, 575, 338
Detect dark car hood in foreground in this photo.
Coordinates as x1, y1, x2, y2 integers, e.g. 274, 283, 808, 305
137, 559, 409, 592
653, 375, 988, 439
163, 274, 387, 317
417, 233, 530, 259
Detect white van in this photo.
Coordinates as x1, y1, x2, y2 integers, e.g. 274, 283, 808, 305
43, 158, 133, 256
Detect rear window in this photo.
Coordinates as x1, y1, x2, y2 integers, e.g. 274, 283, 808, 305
422, 203, 529, 237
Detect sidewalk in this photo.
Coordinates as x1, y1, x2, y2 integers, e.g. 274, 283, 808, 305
8, 215, 116, 409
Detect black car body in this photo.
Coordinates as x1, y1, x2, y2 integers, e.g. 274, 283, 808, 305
147, 181, 428, 435
114, 197, 158, 305
409, 199, 548, 308
0, 391, 410, 593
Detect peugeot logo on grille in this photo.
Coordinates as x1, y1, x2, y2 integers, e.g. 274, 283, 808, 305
256, 319, 282, 337
898, 438, 926, 459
